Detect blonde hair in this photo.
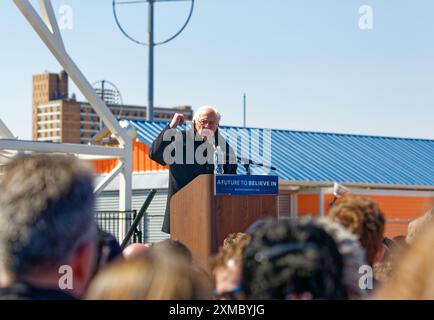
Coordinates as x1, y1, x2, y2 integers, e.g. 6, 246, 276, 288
406, 207, 434, 244
210, 233, 251, 272
375, 220, 434, 299
86, 251, 213, 300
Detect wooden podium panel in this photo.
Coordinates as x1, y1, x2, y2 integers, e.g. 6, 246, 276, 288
170, 174, 277, 269
215, 195, 277, 250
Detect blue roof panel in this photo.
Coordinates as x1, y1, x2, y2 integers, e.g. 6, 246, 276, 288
130, 120, 434, 187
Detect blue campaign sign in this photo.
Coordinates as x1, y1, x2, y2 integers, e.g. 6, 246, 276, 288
215, 175, 279, 196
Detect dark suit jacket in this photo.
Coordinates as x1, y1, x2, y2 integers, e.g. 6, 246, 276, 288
149, 125, 238, 233
0, 282, 76, 300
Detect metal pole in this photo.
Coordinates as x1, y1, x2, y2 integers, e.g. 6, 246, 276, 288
101, 80, 105, 100
243, 93, 246, 127
147, 0, 154, 121
100, 80, 105, 128
121, 189, 157, 248
113, 0, 194, 120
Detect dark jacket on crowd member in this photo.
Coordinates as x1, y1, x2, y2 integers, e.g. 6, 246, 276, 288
0, 282, 76, 300
149, 124, 238, 233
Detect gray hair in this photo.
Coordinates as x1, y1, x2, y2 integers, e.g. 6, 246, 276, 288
313, 217, 368, 299
0, 154, 96, 276
193, 105, 221, 123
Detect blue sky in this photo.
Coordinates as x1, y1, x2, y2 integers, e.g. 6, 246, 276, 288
1, 0, 434, 140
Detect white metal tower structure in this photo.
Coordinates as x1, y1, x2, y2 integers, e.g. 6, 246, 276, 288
0, 0, 134, 239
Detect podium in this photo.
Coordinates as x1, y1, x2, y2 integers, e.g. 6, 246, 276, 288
170, 174, 278, 268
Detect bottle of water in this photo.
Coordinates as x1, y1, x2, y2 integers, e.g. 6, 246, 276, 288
214, 146, 224, 175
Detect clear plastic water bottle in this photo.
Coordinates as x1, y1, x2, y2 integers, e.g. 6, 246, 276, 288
214, 146, 225, 175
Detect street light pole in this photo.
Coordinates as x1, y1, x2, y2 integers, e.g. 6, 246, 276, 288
147, 0, 154, 120
243, 93, 246, 127
113, 0, 195, 121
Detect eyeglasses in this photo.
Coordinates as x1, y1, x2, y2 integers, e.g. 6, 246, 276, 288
197, 119, 218, 126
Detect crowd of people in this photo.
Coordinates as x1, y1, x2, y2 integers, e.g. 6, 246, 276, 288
0, 153, 433, 300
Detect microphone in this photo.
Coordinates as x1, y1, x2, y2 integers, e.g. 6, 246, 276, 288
329, 183, 350, 208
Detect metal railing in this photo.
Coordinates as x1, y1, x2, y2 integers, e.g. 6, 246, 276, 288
95, 210, 142, 245
95, 189, 158, 248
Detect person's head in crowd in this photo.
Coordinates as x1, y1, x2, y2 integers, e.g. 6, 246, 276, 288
150, 239, 193, 263
210, 232, 251, 299
373, 260, 393, 284
314, 218, 368, 299
381, 237, 393, 260
328, 197, 385, 266
245, 218, 268, 236
382, 236, 393, 250
95, 228, 123, 268
387, 236, 407, 259
373, 235, 408, 284
391, 235, 406, 247
85, 251, 213, 300
241, 218, 346, 300
0, 154, 98, 299
222, 232, 250, 250
406, 207, 434, 245
375, 220, 434, 299
122, 243, 152, 260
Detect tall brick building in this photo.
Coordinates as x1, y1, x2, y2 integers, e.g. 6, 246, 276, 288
32, 70, 193, 144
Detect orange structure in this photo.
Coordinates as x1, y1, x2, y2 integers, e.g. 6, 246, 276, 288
297, 191, 434, 238
92, 140, 167, 173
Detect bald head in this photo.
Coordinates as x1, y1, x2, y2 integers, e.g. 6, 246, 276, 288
122, 243, 152, 260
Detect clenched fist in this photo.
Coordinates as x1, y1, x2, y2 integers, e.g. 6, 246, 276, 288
169, 113, 185, 129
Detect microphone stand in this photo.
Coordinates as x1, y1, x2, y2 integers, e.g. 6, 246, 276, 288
329, 196, 338, 209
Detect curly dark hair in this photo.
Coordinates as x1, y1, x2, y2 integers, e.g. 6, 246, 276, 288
241, 218, 346, 300
329, 197, 385, 265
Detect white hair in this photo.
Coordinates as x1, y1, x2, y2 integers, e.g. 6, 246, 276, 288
314, 217, 368, 299
193, 105, 221, 122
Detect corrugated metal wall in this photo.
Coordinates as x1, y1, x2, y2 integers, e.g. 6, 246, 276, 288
95, 189, 170, 243
130, 120, 434, 187
278, 195, 290, 218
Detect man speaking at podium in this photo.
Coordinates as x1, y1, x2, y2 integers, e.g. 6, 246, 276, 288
149, 106, 238, 234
